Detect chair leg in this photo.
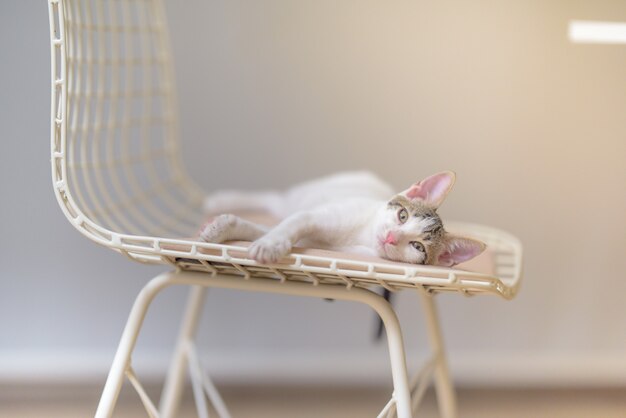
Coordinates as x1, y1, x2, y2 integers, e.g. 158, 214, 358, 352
419, 289, 458, 418
95, 272, 177, 418
162, 271, 413, 418
95, 270, 414, 418
160, 285, 208, 418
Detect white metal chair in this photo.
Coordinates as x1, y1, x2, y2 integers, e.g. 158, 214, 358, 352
47, 1, 523, 417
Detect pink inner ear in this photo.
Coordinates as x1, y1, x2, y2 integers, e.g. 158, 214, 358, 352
406, 183, 428, 200
437, 237, 486, 267
405, 172, 455, 208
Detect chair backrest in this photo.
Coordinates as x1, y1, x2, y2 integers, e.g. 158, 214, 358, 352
49, 0, 204, 247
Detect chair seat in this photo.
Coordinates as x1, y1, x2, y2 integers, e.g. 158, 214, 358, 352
148, 212, 522, 300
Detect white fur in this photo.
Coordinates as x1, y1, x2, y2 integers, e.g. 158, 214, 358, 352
205, 171, 394, 218
204, 172, 395, 263
201, 171, 483, 265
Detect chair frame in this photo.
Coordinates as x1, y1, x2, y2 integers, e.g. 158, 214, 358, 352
48, 1, 523, 417
96, 272, 457, 418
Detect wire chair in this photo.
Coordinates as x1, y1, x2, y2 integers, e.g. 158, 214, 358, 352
48, 1, 523, 417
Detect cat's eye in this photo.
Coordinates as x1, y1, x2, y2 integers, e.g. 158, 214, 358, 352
410, 241, 425, 253
397, 208, 408, 223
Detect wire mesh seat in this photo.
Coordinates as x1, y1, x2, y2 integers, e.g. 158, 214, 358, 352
48, 1, 523, 417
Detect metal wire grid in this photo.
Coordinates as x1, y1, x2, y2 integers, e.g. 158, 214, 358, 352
50, 0, 205, 240
112, 221, 521, 299
49, 0, 522, 300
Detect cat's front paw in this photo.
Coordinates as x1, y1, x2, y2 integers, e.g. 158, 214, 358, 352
248, 236, 292, 264
198, 214, 238, 243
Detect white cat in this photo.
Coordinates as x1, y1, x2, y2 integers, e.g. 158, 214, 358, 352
200, 171, 485, 266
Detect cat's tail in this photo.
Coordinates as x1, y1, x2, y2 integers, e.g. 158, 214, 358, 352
204, 190, 283, 216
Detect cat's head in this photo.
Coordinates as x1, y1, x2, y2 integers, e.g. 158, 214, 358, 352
374, 171, 486, 267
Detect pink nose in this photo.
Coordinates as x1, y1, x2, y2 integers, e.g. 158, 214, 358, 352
384, 232, 398, 245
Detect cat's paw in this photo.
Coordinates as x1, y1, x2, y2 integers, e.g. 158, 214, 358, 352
248, 236, 292, 264
198, 214, 238, 243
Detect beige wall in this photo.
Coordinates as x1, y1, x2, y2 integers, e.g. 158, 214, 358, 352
1, 0, 625, 384
171, 0, 626, 353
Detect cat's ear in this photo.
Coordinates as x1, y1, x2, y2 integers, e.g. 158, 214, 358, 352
436, 234, 486, 267
402, 171, 456, 209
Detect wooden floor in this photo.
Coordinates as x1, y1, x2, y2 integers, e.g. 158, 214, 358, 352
2, 383, 626, 418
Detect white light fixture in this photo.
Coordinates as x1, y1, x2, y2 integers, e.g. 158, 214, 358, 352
569, 20, 626, 44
